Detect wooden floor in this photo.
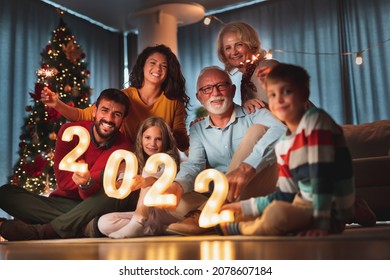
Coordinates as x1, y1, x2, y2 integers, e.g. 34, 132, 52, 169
1, 223, 390, 260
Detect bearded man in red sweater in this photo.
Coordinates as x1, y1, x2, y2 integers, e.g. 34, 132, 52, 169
0, 88, 139, 241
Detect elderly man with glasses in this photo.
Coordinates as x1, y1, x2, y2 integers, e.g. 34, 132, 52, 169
163, 66, 286, 235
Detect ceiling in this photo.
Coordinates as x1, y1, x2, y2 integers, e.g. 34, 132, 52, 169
43, 0, 268, 32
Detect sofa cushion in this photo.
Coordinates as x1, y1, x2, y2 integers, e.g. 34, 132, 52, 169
342, 120, 390, 159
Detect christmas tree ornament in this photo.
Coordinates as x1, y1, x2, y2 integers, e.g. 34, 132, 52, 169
64, 84, 72, 93
71, 86, 80, 97
62, 41, 84, 64
49, 132, 57, 140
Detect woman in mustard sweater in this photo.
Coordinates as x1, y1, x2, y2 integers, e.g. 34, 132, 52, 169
41, 44, 190, 152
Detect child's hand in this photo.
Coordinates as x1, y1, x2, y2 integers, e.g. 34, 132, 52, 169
156, 181, 184, 210
220, 201, 242, 214
130, 175, 156, 191
130, 175, 146, 191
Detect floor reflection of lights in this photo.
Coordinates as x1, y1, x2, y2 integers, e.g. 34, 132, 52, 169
200, 241, 234, 260
99, 242, 180, 260
98, 238, 236, 260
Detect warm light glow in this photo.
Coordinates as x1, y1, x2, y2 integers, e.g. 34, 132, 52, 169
203, 16, 211, 25
58, 126, 90, 173
200, 241, 235, 260
103, 149, 137, 199
194, 169, 234, 228
265, 49, 273, 59
356, 52, 363, 65
36, 68, 58, 78
239, 53, 260, 66
251, 53, 260, 63
143, 153, 177, 207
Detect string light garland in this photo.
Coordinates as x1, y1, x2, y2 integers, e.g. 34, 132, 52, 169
355, 52, 363, 65
203, 15, 390, 65
203, 15, 225, 26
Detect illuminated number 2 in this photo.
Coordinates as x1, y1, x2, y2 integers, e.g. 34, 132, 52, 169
58, 126, 90, 173
194, 169, 234, 228
143, 153, 177, 207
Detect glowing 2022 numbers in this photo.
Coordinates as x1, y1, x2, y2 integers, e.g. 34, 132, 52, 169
57, 127, 233, 227
143, 153, 177, 207
58, 126, 90, 173
194, 169, 234, 228
103, 149, 138, 199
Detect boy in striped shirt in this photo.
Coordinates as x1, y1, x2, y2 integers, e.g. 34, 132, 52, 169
217, 63, 358, 236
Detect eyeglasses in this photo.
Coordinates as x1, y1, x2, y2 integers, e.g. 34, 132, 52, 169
198, 82, 231, 95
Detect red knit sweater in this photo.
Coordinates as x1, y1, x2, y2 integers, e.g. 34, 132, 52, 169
51, 121, 132, 200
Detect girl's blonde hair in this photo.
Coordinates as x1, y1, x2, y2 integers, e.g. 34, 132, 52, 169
134, 117, 180, 173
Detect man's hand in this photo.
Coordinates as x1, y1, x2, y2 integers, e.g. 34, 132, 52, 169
72, 160, 91, 186
41, 87, 60, 108
190, 116, 205, 127
72, 171, 91, 186
225, 163, 256, 202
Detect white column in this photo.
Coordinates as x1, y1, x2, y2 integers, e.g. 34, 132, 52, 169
129, 3, 205, 55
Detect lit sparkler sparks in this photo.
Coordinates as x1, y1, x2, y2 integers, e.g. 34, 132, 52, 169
36, 68, 58, 78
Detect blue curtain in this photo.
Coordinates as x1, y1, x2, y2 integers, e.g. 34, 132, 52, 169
0, 0, 124, 200
178, 0, 390, 125
1, 0, 389, 217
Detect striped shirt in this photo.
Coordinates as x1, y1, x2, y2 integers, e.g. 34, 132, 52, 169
241, 108, 355, 229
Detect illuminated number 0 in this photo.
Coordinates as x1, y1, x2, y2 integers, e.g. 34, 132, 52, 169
58, 126, 90, 173
194, 169, 234, 228
103, 150, 138, 199
143, 153, 177, 207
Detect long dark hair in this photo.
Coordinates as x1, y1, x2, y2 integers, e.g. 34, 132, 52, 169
130, 44, 190, 110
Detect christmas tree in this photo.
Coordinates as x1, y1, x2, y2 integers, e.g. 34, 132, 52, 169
8, 17, 92, 195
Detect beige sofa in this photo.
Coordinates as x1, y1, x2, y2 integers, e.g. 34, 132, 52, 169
342, 119, 390, 220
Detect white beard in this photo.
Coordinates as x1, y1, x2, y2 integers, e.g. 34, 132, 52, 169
203, 96, 233, 115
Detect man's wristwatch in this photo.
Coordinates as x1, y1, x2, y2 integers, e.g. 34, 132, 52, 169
78, 176, 93, 190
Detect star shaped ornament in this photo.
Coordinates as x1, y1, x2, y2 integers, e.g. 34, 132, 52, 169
62, 41, 84, 63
